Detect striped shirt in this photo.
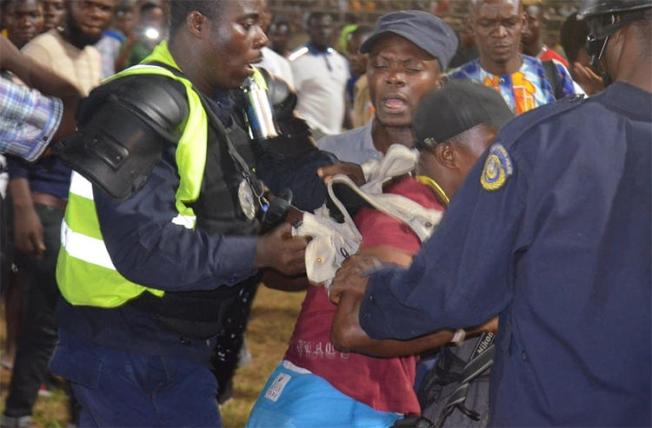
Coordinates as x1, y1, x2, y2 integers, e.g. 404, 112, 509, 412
0, 75, 62, 161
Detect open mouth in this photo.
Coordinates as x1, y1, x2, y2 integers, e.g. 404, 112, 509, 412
382, 95, 409, 112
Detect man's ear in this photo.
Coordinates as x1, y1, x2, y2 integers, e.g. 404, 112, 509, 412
435, 142, 457, 169
187, 11, 206, 39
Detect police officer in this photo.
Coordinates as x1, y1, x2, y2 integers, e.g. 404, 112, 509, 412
331, 0, 652, 425
49, 0, 333, 426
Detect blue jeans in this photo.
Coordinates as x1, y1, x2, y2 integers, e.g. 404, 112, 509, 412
50, 332, 221, 427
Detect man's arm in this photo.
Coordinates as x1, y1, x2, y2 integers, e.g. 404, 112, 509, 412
93, 150, 307, 292
331, 245, 454, 357
331, 245, 498, 357
7, 176, 45, 257
0, 37, 81, 141
331, 151, 527, 340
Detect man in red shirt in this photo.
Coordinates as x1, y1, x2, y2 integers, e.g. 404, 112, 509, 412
522, 1, 569, 67
247, 81, 512, 427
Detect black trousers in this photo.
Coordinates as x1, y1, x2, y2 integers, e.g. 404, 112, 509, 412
4, 204, 63, 417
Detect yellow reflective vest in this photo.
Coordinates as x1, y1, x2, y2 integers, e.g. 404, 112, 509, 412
56, 41, 210, 308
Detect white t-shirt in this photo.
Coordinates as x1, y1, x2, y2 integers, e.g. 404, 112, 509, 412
257, 47, 295, 90
290, 45, 350, 136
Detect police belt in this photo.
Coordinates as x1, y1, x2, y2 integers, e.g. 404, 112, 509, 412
128, 273, 261, 340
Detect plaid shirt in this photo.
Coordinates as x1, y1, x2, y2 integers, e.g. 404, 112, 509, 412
0, 75, 63, 161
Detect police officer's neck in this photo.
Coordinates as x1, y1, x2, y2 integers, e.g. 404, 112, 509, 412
610, 32, 652, 93
168, 37, 215, 95
371, 119, 415, 154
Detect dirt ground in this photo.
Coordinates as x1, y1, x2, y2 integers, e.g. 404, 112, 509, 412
0, 286, 306, 428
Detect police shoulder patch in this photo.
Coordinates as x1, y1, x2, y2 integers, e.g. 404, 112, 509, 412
481, 144, 513, 191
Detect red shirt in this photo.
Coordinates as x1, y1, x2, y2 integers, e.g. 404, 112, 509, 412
285, 177, 444, 414
538, 46, 569, 68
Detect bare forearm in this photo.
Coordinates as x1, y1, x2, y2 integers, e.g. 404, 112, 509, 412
1, 39, 81, 139
8, 179, 33, 209
331, 290, 454, 357
5, 52, 79, 100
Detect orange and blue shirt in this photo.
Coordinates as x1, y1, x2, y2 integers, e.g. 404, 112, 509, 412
448, 55, 576, 115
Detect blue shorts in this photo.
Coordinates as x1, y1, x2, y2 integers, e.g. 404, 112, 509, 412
246, 361, 402, 428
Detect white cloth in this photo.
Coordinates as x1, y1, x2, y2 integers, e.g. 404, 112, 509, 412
257, 47, 295, 90
294, 145, 442, 288
317, 123, 381, 165
290, 46, 349, 136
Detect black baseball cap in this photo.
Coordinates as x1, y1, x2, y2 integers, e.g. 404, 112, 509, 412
360, 10, 458, 70
414, 80, 514, 150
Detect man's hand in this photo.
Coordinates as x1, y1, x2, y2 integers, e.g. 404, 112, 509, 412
329, 254, 380, 305
318, 161, 365, 186
13, 205, 45, 257
255, 223, 307, 276
572, 62, 604, 96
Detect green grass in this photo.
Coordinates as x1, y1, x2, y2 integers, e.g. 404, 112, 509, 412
1, 287, 306, 428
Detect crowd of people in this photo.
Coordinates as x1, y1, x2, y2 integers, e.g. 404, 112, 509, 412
0, 0, 649, 427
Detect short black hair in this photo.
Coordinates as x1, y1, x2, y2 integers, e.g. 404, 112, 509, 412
140, 2, 161, 15
5, 0, 43, 10
306, 11, 332, 26
560, 13, 588, 64
115, 0, 136, 13
169, 0, 224, 34
470, 0, 523, 15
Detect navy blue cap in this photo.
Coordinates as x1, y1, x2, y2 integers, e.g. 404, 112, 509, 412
414, 80, 514, 149
360, 10, 458, 70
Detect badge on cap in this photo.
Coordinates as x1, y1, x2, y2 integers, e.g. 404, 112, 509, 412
238, 179, 257, 220
481, 144, 513, 191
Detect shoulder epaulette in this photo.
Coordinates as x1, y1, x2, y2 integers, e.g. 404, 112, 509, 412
288, 46, 309, 62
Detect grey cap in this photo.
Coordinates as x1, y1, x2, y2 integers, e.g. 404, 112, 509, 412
360, 10, 458, 70
414, 80, 514, 149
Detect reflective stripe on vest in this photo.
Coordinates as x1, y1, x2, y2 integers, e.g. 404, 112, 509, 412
56, 41, 208, 308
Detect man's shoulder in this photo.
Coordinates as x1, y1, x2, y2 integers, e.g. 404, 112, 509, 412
499, 94, 594, 150
23, 29, 63, 51
328, 48, 347, 63
540, 47, 569, 68
317, 125, 371, 150
447, 59, 481, 80
288, 46, 310, 62
262, 46, 286, 64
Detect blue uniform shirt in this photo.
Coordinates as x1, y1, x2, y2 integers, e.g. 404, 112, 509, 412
359, 82, 651, 426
